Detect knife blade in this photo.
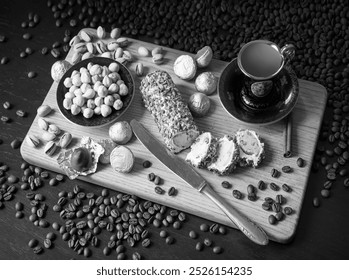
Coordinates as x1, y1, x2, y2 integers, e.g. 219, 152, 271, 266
130, 119, 269, 246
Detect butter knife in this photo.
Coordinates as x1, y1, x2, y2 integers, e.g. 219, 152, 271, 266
130, 119, 269, 246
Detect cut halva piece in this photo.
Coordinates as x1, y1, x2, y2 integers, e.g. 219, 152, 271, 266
207, 135, 239, 175
236, 129, 265, 167
186, 132, 217, 168
140, 70, 200, 153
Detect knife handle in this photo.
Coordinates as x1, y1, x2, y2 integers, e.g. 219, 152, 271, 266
201, 184, 269, 246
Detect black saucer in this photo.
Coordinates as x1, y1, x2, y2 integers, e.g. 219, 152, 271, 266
218, 58, 299, 125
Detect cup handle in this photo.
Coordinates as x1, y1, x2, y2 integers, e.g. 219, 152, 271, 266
281, 44, 296, 64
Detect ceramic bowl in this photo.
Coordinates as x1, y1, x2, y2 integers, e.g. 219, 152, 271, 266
56, 57, 134, 127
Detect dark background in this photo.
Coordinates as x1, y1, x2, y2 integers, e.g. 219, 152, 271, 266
0, 0, 349, 260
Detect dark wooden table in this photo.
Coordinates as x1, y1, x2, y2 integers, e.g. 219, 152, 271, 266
0, 0, 348, 260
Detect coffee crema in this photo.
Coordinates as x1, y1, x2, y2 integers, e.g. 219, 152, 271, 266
240, 43, 283, 78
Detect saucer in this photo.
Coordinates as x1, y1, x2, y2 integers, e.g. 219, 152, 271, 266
218, 58, 299, 125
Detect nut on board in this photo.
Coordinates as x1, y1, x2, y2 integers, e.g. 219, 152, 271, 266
173, 55, 197, 80
109, 121, 133, 144
110, 146, 135, 173
195, 46, 213, 68
188, 92, 211, 117
195, 72, 217, 95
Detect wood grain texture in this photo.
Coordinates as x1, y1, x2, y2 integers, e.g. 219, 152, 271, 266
20, 28, 327, 244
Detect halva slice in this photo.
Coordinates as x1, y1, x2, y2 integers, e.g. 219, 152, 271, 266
140, 70, 200, 153
236, 129, 265, 167
186, 132, 217, 168
207, 135, 239, 175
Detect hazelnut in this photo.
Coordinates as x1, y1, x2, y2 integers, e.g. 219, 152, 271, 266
188, 92, 211, 117
195, 72, 218, 95
173, 55, 197, 80
51, 60, 72, 82
108, 62, 120, 72
71, 147, 92, 172
119, 84, 128, 96
113, 99, 123, 110
109, 121, 133, 144
108, 83, 119, 93
110, 146, 135, 173
101, 104, 112, 117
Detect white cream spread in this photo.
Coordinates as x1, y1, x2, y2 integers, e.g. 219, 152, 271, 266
236, 129, 264, 167
186, 132, 213, 167
207, 135, 237, 173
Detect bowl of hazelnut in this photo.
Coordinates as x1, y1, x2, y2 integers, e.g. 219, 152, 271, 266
56, 57, 134, 127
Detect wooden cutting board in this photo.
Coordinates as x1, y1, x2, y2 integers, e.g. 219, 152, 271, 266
20, 28, 327, 244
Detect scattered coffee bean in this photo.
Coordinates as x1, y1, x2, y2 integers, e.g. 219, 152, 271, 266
257, 180, 266, 190
16, 110, 26, 117
3, 101, 11, 109
28, 71, 37, 78
221, 181, 232, 189
142, 160, 151, 168
276, 194, 285, 205
33, 246, 43, 254
173, 221, 181, 229
11, 139, 21, 149
154, 175, 161, 185
232, 189, 242, 199
7, 175, 19, 183
165, 236, 174, 245
313, 197, 320, 207
281, 183, 292, 192
297, 157, 305, 167
41, 47, 49, 55
344, 178, 349, 188
262, 202, 271, 211
132, 252, 142, 260
1, 116, 10, 123
195, 242, 204, 251
247, 184, 255, 194
43, 238, 52, 249
168, 186, 177, 196
200, 223, 209, 232
159, 230, 167, 238
203, 238, 212, 246
28, 238, 38, 248
247, 193, 257, 201
321, 189, 330, 198
271, 168, 280, 178
154, 186, 164, 194
268, 215, 277, 225
189, 230, 198, 239
269, 182, 280, 191
0, 57, 9, 64
213, 246, 222, 254
23, 33, 32, 40
284, 207, 293, 215
15, 211, 24, 219
282, 166, 292, 173
323, 181, 332, 190
148, 173, 155, 181
15, 202, 23, 211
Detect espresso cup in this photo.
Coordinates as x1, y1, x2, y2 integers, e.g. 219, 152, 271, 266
237, 40, 295, 97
